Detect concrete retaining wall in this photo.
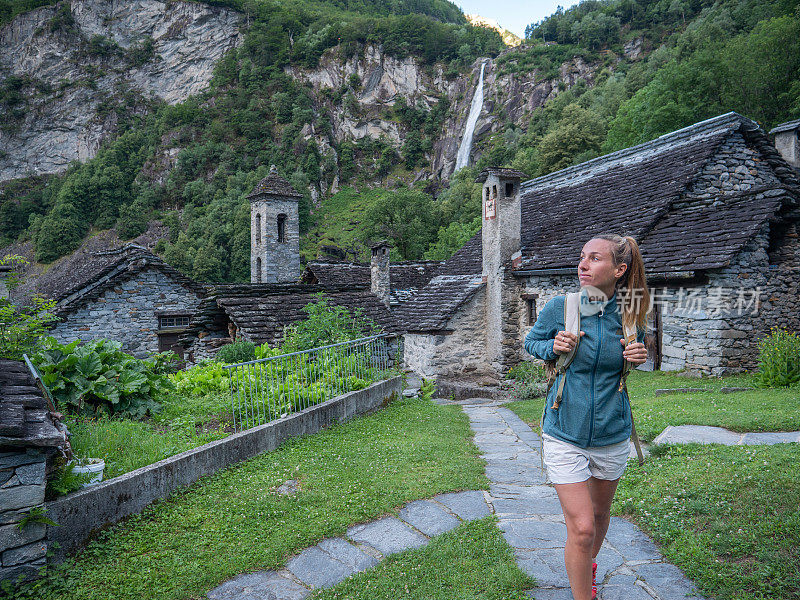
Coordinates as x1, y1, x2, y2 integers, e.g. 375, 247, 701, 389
45, 376, 402, 559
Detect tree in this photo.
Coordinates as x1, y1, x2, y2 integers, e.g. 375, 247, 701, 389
538, 104, 606, 174
364, 189, 439, 259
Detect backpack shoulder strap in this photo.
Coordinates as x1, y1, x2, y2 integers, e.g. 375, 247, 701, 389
551, 292, 581, 409
619, 317, 645, 466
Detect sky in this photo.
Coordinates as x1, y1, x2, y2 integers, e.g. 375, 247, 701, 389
455, 0, 579, 38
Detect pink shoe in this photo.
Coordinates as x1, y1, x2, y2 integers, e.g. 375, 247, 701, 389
592, 562, 597, 599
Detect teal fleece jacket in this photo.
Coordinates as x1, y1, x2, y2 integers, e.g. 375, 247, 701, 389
524, 290, 646, 448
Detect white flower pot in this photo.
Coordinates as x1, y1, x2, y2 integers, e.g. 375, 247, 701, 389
71, 458, 105, 487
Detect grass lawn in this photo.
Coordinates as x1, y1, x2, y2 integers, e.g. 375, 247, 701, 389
311, 516, 535, 600
614, 443, 800, 600
505, 369, 800, 441
14, 395, 490, 600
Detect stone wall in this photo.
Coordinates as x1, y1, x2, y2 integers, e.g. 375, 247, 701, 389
402, 288, 488, 378
0, 449, 48, 583
50, 269, 203, 358
658, 219, 800, 376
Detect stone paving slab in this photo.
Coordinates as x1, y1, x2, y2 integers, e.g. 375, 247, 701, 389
397, 499, 461, 537
431, 490, 491, 521
346, 516, 429, 556
740, 431, 800, 444
653, 424, 743, 445
207, 571, 310, 600
286, 546, 354, 589
316, 537, 378, 573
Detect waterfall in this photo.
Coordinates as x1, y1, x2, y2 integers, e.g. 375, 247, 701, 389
454, 61, 486, 172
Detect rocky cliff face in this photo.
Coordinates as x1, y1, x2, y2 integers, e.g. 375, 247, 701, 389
0, 0, 243, 182
289, 43, 607, 184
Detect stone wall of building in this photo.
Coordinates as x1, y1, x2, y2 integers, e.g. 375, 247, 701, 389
657, 218, 800, 376
402, 288, 488, 378
0, 449, 48, 583
50, 269, 203, 358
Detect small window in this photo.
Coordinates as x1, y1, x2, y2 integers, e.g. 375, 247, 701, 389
256, 257, 262, 282
526, 299, 537, 325
159, 315, 190, 329
492, 185, 497, 198
277, 214, 287, 243
485, 187, 490, 201
505, 182, 514, 197
522, 293, 539, 325
255, 213, 261, 245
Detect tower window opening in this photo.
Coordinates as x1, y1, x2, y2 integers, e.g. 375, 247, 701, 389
277, 214, 287, 243
255, 213, 261, 245
256, 257, 262, 282
505, 182, 514, 196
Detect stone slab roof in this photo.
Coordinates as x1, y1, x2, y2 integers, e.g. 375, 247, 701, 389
394, 274, 484, 332
475, 167, 528, 183
0, 360, 64, 448
5, 223, 169, 307
53, 246, 207, 317
247, 165, 302, 199
770, 119, 800, 134
516, 112, 800, 273
301, 260, 442, 305
190, 283, 401, 347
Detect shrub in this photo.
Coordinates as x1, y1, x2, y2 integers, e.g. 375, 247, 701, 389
0, 254, 58, 360
215, 340, 256, 364
755, 326, 800, 388
33, 337, 174, 418
171, 361, 231, 397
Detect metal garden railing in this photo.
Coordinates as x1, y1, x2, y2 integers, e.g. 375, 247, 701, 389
224, 334, 402, 432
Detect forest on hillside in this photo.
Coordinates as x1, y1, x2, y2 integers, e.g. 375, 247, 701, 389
0, 0, 798, 283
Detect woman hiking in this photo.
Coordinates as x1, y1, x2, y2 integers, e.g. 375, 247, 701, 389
524, 234, 650, 600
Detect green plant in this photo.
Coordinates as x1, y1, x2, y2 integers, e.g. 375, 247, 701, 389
17, 506, 59, 529
33, 337, 174, 418
215, 340, 256, 364
280, 293, 378, 352
754, 326, 800, 388
45, 462, 93, 500
0, 254, 59, 360
170, 361, 231, 397
419, 378, 435, 401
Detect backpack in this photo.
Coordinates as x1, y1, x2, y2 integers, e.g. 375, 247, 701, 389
540, 291, 645, 466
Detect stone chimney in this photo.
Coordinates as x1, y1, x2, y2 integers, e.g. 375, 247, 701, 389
370, 241, 391, 307
477, 166, 527, 375
247, 165, 303, 283
769, 119, 800, 170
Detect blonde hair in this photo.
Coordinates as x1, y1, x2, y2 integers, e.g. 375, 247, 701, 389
591, 234, 650, 332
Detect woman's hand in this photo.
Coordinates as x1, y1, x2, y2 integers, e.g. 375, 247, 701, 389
553, 330, 585, 355
621, 340, 648, 364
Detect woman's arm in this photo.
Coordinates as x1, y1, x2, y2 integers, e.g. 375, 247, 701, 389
523, 298, 560, 361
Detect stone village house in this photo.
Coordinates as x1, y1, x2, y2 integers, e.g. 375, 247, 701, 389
396, 112, 800, 380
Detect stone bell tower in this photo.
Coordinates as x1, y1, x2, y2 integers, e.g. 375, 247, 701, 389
478, 166, 527, 375
248, 165, 303, 283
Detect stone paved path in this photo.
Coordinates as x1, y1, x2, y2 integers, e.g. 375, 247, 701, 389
207, 395, 707, 599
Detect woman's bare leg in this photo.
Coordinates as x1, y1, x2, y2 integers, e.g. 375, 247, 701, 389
587, 477, 620, 558
554, 481, 595, 600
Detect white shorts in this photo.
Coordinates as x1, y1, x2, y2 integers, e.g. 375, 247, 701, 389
541, 433, 631, 484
